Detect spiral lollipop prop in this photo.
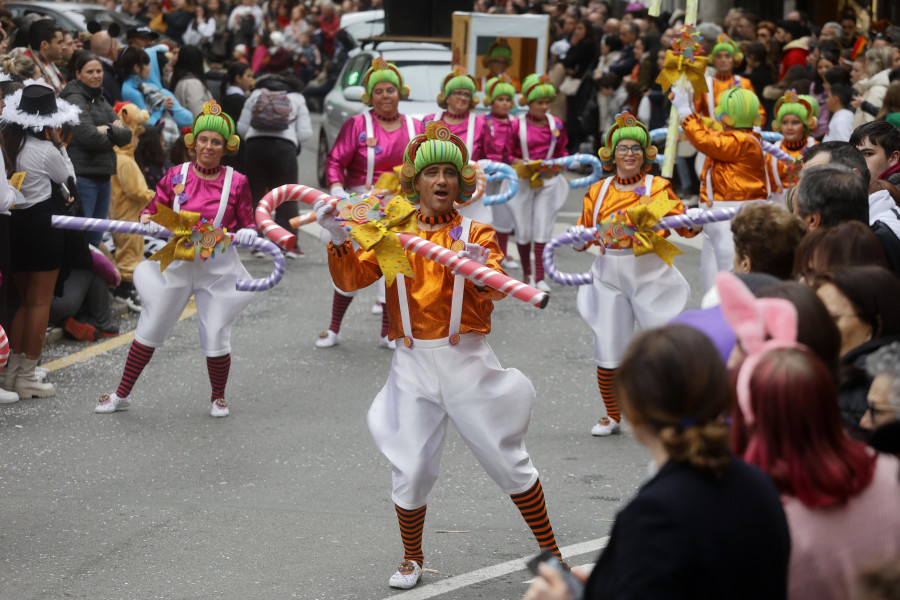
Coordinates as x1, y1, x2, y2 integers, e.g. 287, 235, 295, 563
262, 184, 549, 308
481, 162, 519, 206
454, 161, 488, 208
51, 215, 285, 292
543, 206, 742, 286
542, 154, 605, 188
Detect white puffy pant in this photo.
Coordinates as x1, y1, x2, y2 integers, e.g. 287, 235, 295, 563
508, 175, 569, 244
367, 334, 539, 510
577, 249, 690, 368
133, 250, 253, 357
486, 179, 516, 234
700, 200, 754, 293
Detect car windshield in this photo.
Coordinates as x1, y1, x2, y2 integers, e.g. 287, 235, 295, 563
343, 19, 384, 44
393, 63, 446, 103
60, 7, 141, 32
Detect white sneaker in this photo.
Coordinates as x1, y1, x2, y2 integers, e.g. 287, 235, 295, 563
501, 257, 520, 270
591, 417, 621, 437
0, 387, 19, 404
315, 330, 340, 348
379, 335, 396, 349
95, 393, 130, 413
210, 398, 229, 418
388, 560, 422, 589
535, 279, 552, 293
371, 302, 383, 315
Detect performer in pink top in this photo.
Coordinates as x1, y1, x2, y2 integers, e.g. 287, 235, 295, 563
96, 101, 259, 418
318, 58, 424, 350
422, 67, 489, 224
510, 73, 569, 293
474, 74, 520, 270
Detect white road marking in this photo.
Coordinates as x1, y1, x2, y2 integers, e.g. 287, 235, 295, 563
383, 537, 609, 600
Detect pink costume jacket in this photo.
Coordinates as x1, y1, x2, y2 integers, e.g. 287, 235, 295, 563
325, 110, 424, 189
512, 114, 569, 161
474, 114, 519, 164
142, 164, 255, 232
422, 111, 485, 161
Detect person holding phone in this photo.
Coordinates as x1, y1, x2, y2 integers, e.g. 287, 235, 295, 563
524, 325, 790, 600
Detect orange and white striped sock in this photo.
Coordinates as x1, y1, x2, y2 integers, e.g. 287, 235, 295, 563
395, 504, 426, 567
597, 366, 620, 423
510, 480, 561, 559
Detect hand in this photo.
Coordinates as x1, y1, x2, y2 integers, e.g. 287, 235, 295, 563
143, 219, 165, 236
522, 563, 576, 600
329, 185, 349, 199
669, 80, 694, 121
850, 94, 863, 109
112, 119, 125, 129
313, 198, 348, 245
163, 96, 174, 110
97, 125, 109, 135
234, 227, 258, 246
454, 244, 490, 286
684, 207, 706, 232
566, 224, 590, 250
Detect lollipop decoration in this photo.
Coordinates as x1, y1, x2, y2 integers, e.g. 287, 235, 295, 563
454, 161, 488, 208
656, 25, 707, 178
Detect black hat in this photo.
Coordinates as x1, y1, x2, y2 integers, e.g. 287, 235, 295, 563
20, 84, 57, 116
127, 26, 159, 40
0, 84, 81, 131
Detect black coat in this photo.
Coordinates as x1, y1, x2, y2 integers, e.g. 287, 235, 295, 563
59, 80, 132, 178
100, 59, 122, 108
584, 458, 790, 600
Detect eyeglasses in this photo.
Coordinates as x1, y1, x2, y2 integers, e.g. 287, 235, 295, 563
615, 144, 643, 155
450, 91, 472, 99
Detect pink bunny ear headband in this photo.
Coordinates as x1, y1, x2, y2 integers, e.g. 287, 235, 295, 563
716, 272, 803, 425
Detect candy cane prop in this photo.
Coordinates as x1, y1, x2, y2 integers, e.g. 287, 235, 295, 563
51, 216, 285, 292
542, 154, 605, 188
543, 206, 741, 286
0, 324, 9, 371
481, 162, 519, 206
261, 184, 548, 308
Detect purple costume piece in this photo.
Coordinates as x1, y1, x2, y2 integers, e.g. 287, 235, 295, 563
325, 110, 425, 189
475, 114, 519, 164
422, 112, 485, 161
142, 165, 254, 232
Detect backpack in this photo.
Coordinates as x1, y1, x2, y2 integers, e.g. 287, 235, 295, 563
250, 89, 293, 131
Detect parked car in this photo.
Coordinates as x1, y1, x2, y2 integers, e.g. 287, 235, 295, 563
316, 40, 451, 186
4, 2, 142, 40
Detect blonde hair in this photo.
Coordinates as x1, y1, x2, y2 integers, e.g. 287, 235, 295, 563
865, 46, 894, 77
0, 54, 37, 79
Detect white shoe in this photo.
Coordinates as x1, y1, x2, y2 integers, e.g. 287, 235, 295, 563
379, 335, 396, 349
210, 398, 229, 418
95, 393, 130, 413
501, 257, 520, 270
371, 302, 383, 315
0, 387, 19, 404
591, 417, 621, 436
315, 330, 340, 348
388, 560, 422, 589
535, 279, 552, 293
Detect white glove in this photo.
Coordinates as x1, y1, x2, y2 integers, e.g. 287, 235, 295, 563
567, 224, 590, 250
670, 80, 694, 121
329, 185, 349, 199
314, 198, 349, 245
454, 244, 490, 286
684, 207, 706, 231
234, 227, 258, 246
143, 219, 165, 236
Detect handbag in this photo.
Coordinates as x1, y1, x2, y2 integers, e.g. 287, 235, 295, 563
559, 75, 582, 96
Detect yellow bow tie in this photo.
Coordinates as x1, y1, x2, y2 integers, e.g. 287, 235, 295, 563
656, 49, 709, 95
147, 204, 231, 272
345, 195, 419, 285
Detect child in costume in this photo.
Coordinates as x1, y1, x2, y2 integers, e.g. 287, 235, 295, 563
318, 58, 425, 349
475, 74, 520, 269
109, 102, 155, 306
510, 73, 569, 293
423, 66, 489, 223
315, 122, 563, 590
478, 39, 521, 92
671, 83, 772, 292
572, 113, 698, 436
769, 90, 818, 205
95, 101, 259, 417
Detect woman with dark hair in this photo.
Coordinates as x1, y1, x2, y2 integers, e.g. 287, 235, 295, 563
741, 41, 777, 124
812, 266, 900, 429
727, 282, 900, 600
220, 62, 254, 124
792, 221, 888, 282
562, 19, 597, 153
809, 44, 841, 138
525, 325, 790, 600
0, 85, 78, 400
172, 45, 213, 117
134, 124, 171, 193
59, 51, 132, 247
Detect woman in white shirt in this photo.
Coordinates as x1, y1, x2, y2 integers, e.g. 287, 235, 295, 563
0, 84, 78, 400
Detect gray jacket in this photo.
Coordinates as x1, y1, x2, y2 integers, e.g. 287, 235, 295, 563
60, 79, 132, 178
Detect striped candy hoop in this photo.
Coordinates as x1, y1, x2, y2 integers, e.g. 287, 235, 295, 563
0, 324, 9, 371
481, 162, 519, 206
542, 154, 605, 188
454, 161, 488, 208
51, 216, 285, 292
256, 184, 337, 250
542, 206, 742, 286
270, 184, 549, 308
